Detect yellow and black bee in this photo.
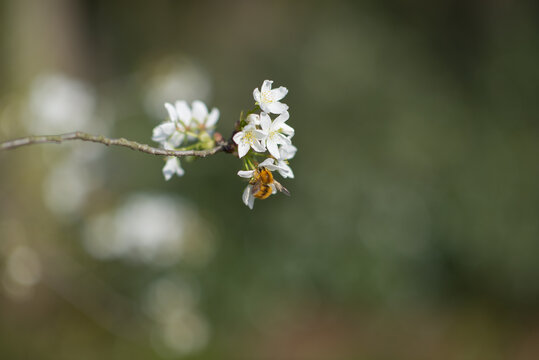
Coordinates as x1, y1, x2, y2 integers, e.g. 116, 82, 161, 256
249, 167, 290, 199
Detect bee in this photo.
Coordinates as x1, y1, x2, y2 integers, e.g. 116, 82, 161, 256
250, 167, 290, 199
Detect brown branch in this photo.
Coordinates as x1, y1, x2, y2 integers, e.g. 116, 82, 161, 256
0, 131, 234, 158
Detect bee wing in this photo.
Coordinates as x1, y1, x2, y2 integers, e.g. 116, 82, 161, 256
251, 182, 262, 196
273, 180, 290, 196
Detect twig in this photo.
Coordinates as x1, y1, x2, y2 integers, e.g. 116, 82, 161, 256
0, 131, 233, 158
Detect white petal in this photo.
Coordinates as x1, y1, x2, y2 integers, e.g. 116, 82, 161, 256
258, 102, 271, 114
175, 101, 192, 125
280, 143, 297, 159
261, 80, 273, 93
246, 114, 260, 125
266, 139, 280, 159
242, 185, 255, 209
164, 103, 178, 122
265, 164, 282, 172
233, 131, 244, 145
275, 132, 292, 146
162, 157, 184, 180
253, 88, 261, 103
277, 110, 290, 121
251, 139, 266, 153
238, 141, 250, 158
279, 122, 295, 136
152, 122, 176, 142
163, 141, 175, 150
191, 100, 208, 123
253, 129, 267, 140
258, 158, 276, 167
277, 162, 294, 178
206, 108, 220, 127
261, 158, 286, 172
266, 102, 289, 114
259, 112, 272, 132
238, 170, 255, 178
285, 167, 294, 179
271, 86, 288, 101
243, 123, 257, 131
272, 111, 289, 128
168, 132, 185, 147
242, 185, 250, 205
176, 121, 186, 132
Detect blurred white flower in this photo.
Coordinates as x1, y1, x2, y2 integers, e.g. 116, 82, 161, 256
2, 246, 42, 301
152, 102, 187, 145
26, 72, 97, 133
253, 79, 288, 114
160, 100, 219, 132
145, 277, 210, 356
83, 193, 214, 267
162, 157, 184, 181
83, 194, 186, 266
43, 152, 101, 218
191, 100, 219, 130
167, 101, 192, 128
151, 120, 177, 144
159, 309, 209, 355
5, 246, 42, 287
152, 100, 219, 180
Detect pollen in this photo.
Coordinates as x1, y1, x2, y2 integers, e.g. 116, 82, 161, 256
261, 91, 274, 103
244, 131, 255, 143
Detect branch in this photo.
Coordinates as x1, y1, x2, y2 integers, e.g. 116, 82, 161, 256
0, 131, 234, 158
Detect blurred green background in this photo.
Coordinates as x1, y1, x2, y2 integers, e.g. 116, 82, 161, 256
1, 0, 539, 359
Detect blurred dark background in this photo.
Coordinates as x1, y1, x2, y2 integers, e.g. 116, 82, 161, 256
1, 0, 539, 359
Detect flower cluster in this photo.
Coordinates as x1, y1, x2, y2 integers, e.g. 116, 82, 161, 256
152, 100, 219, 180
234, 80, 296, 209
151, 80, 296, 210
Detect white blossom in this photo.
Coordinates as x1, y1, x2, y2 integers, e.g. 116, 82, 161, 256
152, 122, 177, 143
166, 101, 192, 129
153, 100, 221, 181
245, 113, 261, 126
253, 80, 288, 114
191, 100, 220, 129
152, 102, 187, 145
259, 112, 292, 159
279, 143, 297, 160
275, 144, 297, 178
232, 124, 266, 158
162, 157, 184, 181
